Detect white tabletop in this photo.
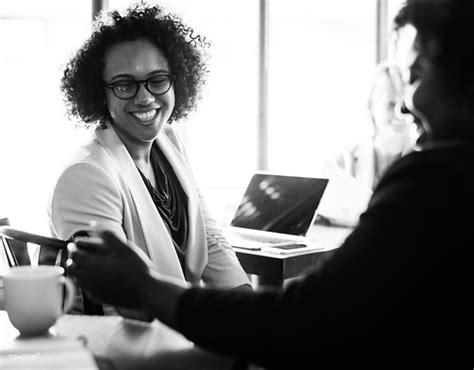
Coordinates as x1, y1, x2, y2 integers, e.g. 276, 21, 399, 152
0, 311, 235, 370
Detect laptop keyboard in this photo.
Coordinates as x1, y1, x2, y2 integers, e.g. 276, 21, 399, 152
248, 235, 294, 244
227, 234, 305, 250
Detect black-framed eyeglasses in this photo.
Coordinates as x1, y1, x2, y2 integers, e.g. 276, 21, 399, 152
104, 74, 174, 100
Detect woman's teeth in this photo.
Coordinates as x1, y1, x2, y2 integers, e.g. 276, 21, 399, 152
131, 109, 157, 122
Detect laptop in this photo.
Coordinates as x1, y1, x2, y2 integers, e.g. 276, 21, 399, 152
225, 173, 329, 253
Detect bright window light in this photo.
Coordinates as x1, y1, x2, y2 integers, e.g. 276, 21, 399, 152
0, 1, 92, 233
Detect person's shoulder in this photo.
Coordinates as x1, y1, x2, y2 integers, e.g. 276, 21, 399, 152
374, 141, 474, 202
162, 126, 186, 151
57, 131, 119, 179
52, 134, 119, 194
71, 134, 110, 164
392, 141, 474, 174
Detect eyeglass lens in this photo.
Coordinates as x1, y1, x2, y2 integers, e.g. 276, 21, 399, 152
111, 75, 172, 99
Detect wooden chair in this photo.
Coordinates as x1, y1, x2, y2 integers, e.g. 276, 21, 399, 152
0, 225, 67, 269
0, 225, 103, 315
0, 218, 31, 266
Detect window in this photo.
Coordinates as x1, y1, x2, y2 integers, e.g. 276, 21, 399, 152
0, 0, 92, 233
267, 0, 377, 175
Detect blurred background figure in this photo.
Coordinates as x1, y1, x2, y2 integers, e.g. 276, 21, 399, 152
337, 62, 414, 190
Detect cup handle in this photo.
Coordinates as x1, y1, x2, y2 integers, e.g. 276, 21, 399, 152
60, 276, 76, 313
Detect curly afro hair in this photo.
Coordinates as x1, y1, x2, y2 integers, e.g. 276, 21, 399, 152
61, 1, 210, 128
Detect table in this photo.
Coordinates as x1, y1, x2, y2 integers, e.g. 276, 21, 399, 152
234, 224, 353, 287
0, 311, 236, 369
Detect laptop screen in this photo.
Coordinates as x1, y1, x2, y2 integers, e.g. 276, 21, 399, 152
230, 174, 329, 236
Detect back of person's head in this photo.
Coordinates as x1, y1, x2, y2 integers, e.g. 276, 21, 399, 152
394, 0, 474, 106
61, 1, 209, 128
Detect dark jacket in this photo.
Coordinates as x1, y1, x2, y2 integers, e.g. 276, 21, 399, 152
177, 142, 473, 369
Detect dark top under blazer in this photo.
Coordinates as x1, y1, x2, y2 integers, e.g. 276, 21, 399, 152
177, 142, 473, 369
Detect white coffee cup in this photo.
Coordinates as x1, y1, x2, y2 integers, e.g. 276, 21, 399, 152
3, 265, 75, 336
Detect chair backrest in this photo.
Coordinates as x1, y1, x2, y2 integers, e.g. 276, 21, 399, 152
0, 225, 104, 315
0, 226, 67, 269
1, 234, 17, 270
0, 218, 30, 266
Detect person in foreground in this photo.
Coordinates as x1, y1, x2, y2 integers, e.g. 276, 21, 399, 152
67, 0, 473, 368
48, 3, 250, 315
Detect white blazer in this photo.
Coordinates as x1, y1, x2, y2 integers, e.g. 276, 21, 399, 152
48, 123, 249, 288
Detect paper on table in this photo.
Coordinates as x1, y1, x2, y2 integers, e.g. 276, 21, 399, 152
1, 311, 238, 370
0, 348, 97, 369
54, 314, 235, 370
0, 311, 97, 369
316, 160, 373, 227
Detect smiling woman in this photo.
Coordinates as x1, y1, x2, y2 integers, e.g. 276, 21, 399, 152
102, 39, 176, 157
48, 2, 251, 317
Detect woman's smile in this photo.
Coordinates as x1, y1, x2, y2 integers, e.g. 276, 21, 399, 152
130, 108, 161, 125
